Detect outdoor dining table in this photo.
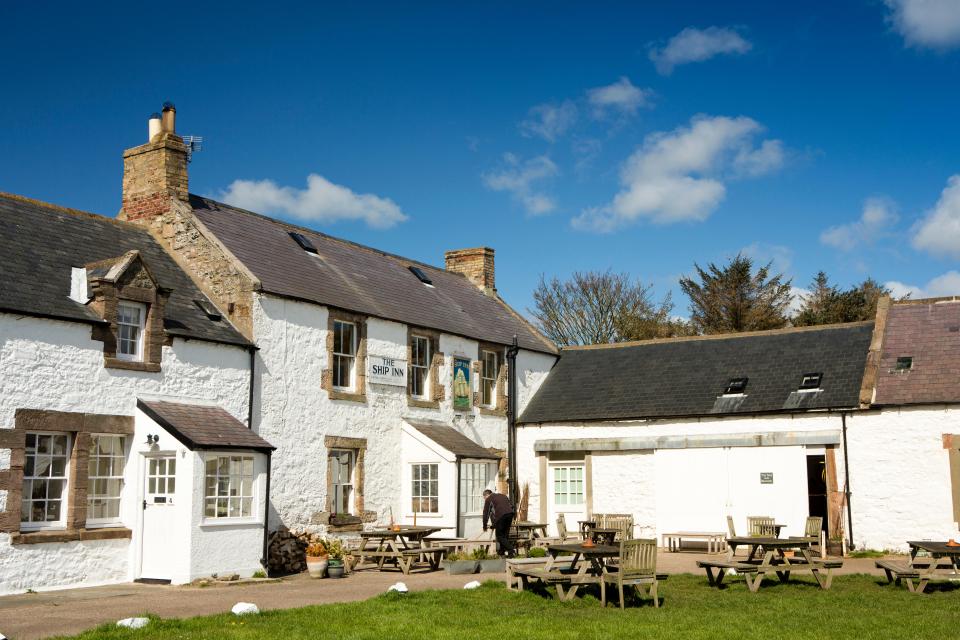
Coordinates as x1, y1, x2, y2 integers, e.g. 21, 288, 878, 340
352, 526, 445, 574
700, 536, 839, 591
543, 542, 621, 601
577, 519, 597, 539
515, 521, 549, 540
585, 528, 620, 545
726, 536, 814, 563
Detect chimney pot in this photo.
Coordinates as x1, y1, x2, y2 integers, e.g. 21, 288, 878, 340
148, 113, 162, 141
445, 247, 496, 294
161, 102, 176, 134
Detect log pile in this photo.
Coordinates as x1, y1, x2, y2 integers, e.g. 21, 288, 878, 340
267, 529, 319, 574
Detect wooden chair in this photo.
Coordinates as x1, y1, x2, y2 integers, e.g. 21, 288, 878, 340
800, 516, 824, 556
726, 515, 737, 537
605, 514, 635, 541
555, 513, 577, 542
601, 538, 660, 609
747, 516, 776, 537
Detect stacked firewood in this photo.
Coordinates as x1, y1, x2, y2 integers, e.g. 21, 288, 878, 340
267, 529, 321, 574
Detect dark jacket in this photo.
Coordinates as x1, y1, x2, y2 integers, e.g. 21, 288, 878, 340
482, 492, 515, 528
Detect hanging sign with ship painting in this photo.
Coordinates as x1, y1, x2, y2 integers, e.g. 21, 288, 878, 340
452, 356, 472, 411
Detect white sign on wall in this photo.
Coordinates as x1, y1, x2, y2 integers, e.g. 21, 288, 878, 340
368, 355, 407, 387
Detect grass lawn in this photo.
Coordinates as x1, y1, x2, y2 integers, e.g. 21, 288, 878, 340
56, 574, 960, 640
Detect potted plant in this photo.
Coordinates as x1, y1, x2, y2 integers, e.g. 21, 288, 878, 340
472, 547, 506, 573
326, 538, 347, 579
442, 551, 479, 575
305, 541, 329, 578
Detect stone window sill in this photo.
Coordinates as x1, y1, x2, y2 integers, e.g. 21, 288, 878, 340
407, 397, 440, 410
479, 406, 507, 417
105, 358, 161, 373
11, 526, 132, 545
200, 517, 262, 528
328, 389, 367, 403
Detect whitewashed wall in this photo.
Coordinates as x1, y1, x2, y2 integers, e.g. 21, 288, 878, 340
518, 413, 845, 542
398, 425, 458, 533
846, 407, 960, 551
0, 313, 250, 594
252, 293, 556, 534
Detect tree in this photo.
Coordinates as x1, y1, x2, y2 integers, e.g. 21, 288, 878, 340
679, 253, 793, 334
793, 272, 892, 326
530, 270, 687, 346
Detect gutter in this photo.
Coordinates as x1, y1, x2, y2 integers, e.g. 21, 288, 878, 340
841, 412, 854, 550
506, 336, 520, 503
455, 459, 462, 538
247, 346, 258, 429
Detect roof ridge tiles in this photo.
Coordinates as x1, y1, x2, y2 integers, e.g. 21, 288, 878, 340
562, 321, 875, 351
0, 191, 139, 230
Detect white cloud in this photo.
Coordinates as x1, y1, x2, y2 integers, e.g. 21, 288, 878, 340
742, 242, 794, 275
733, 139, 785, 177
886, 271, 960, 299
885, 0, 960, 49
820, 197, 899, 250
789, 286, 811, 315
586, 77, 653, 119
217, 174, 408, 229
649, 26, 752, 75
482, 153, 559, 215
519, 100, 578, 142
912, 175, 960, 258
572, 115, 784, 232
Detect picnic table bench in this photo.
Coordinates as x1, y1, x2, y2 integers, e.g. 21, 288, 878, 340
662, 531, 727, 553
875, 542, 960, 593
698, 537, 842, 592
351, 526, 446, 574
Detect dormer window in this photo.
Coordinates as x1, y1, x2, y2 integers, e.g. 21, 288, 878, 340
799, 372, 822, 391
117, 301, 146, 362
723, 377, 748, 395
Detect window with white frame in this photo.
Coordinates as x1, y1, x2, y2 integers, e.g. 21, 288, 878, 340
117, 301, 146, 361
332, 320, 357, 390
411, 463, 438, 513
552, 465, 584, 506
87, 435, 126, 523
459, 462, 491, 513
481, 350, 498, 407
21, 433, 70, 529
328, 449, 354, 514
410, 335, 430, 399
204, 455, 254, 519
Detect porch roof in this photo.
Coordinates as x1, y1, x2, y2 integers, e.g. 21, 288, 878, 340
138, 399, 275, 453
405, 419, 499, 459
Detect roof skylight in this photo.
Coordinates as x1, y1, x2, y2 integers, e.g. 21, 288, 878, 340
409, 265, 433, 286
798, 372, 822, 391
289, 231, 318, 254
194, 299, 222, 321
723, 377, 748, 395
895, 356, 913, 371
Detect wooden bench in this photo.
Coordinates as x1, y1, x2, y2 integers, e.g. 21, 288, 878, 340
662, 531, 727, 553
353, 547, 447, 574
698, 557, 843, 592
505, 556, 575, 591
876, 559, 960, 593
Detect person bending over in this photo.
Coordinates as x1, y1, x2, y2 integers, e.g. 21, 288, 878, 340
482, 489, 516, 558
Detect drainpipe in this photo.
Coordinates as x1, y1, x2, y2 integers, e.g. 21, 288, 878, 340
506, 336, 520, 503
455, 457, 462, 538
841, 412, 854, 550
247, 346, 258, 429
261, 451, 272, 571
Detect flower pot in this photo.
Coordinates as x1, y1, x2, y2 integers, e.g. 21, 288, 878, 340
478, 558, 506, 573
327, 560, 345, 579
443, 560, 479, 575
306, 556, 328, 578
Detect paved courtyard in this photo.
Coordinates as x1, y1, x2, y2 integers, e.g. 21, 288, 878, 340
0, 552, 894, 640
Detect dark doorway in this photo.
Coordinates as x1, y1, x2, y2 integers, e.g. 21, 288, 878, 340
806, 454, 828, 532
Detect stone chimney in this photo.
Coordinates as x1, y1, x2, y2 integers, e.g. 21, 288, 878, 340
117, 102, 189, 225
445, 247, 496, 295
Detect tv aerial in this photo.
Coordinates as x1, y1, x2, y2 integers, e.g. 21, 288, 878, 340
182, 135, 204, 163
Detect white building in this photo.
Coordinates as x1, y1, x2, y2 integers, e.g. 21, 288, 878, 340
114, 105, 558, 546
0, 193, 273, 594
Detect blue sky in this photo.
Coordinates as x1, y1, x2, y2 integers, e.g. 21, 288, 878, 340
3, 1, 960, 317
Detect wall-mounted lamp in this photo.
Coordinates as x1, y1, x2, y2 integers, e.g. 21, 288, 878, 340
145, 434, 159, 445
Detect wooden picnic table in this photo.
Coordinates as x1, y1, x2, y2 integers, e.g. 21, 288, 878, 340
515, 521, 549, 540
877, 540, 960, 593
540, 542, 620, 601
698, 536, 841, 592
585, 528, 620, 545
352, 526, 446, 574
578, 519, 596, 539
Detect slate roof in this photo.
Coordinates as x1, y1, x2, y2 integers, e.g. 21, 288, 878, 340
189, 195, 556, 354
0, 193, 250, 347
406, 420, 499, 459
874, 299, 960, 406
519, 322, 875, 424
138, 399, 274, 452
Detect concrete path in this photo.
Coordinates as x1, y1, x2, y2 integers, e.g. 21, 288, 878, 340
0, 552, 893, 640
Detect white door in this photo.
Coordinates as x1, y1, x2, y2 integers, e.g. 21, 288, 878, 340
547, 462, 587, 537
140, 455, 178, 581
458, 460, 496, 538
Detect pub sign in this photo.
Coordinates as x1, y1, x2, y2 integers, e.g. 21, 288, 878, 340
453, 356, 472, 411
